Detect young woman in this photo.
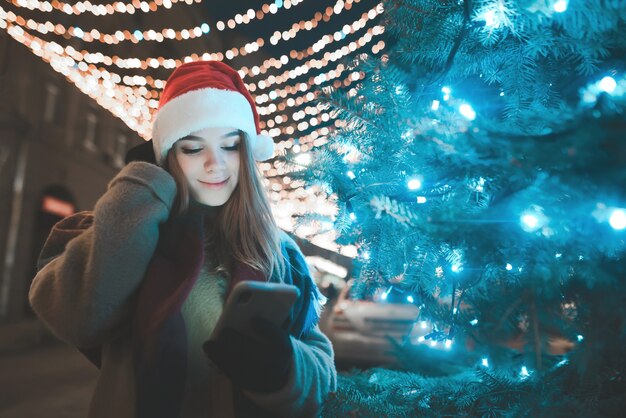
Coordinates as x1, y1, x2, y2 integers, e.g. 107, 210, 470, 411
29, 61, 337, 418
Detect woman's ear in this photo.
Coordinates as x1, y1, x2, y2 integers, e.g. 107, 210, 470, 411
125, 140, 157, 165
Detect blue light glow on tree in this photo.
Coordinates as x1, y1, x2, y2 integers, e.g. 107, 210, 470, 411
285, 0, 626, 415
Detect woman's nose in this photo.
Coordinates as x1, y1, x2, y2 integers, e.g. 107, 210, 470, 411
203, 148, 224, 170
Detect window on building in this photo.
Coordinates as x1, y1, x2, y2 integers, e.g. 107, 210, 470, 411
84, 112, 98, 151
43, 83, 59, 122
114, 133, 127, 168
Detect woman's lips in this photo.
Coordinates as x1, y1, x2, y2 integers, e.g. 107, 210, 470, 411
198, 178, 229, 189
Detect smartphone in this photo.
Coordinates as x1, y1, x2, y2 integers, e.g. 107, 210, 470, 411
209, 281, 300, 341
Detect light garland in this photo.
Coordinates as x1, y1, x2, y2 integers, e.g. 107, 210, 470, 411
2, 0, 358, 46
6, 0, 200, 16
214, 0, 306, 31
1, 18, 382, 144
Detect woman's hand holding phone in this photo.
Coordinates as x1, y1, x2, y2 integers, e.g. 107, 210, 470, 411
203, 316, 293, 393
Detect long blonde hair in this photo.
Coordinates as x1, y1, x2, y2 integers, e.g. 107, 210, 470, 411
164, 130, 286, 280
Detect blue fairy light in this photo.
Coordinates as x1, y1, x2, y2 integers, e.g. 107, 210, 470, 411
200, 23, 210, 34
407, 295, 415, 303
553, 0, 568, 13
506, 263, 513, 271
520, 206, 548, 232
133, 30, 144, 40
381, 287, 392, 301
451, 264, 462, 273
481, 358, 489, 367
349, 212, 357, 220
347, 171, 356, 180
421, 321, 428, 329
444, 339, 453, 349
408, 178, 422, 190
431, 100, 440, 110
74, 27, 84, 38
416, 196, 427, 204
459, 103, 476, 120
441, 86, 451, 101
470, 318, 478, 326
520, 366, 530, 378
522, 214, 538, 229
599, 76, 617, 94
362, 251, 370, 260
577, 334, 584, 342
609, 208, 626, 230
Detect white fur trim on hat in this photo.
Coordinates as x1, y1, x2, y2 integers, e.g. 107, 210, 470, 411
151, 87, 273, 164
253, 134, 275, 161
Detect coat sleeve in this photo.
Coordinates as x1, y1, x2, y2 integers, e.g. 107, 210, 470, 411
243, 237, 337, 417
243, 325, 338, 418
29, 162, 177, 348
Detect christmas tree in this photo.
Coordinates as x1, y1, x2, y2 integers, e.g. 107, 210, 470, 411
286, 0, 626, 416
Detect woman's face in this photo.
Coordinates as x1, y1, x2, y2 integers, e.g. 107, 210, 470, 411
173, 126, 241, 207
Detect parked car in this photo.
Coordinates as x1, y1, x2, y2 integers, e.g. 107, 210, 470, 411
321, 280, 421, 365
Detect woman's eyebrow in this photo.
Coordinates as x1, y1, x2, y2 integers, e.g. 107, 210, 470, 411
180, 135, 203, 141
180, 131, 239, 141
222, 130, 240, 138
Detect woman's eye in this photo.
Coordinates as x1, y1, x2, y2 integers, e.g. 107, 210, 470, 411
181, 148, 202, 155
222, 144, 240, 152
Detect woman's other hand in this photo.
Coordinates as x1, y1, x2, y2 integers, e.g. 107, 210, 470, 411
203, 317, 294, 393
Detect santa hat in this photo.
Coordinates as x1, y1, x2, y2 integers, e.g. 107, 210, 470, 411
151, 60, 274, 165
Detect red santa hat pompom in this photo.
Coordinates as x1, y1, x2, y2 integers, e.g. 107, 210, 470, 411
151, 60, 275, 165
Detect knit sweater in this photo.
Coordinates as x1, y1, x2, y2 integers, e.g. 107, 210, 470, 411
29, 162, 337, 417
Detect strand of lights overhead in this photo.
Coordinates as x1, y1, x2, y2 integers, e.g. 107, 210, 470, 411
250, 26, 384, 94
1, 2, 383, 137
2, 0, 308, 43
242, 5, 382, 83
256, 64, 374, 119
0, 19, 377, 142
256, 67, 368, 133
0, 7, 213, 44
1, 21, 154, 136
214, 0, 306, 31
63, 31, 379, 119
7, 0, 304, 21
2, 0, 359, 46
6, 0, 200, 16
34, 21, 381, 115
43, 2, 382, 89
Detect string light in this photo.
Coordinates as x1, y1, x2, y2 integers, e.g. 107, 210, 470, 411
520, 206, 548, 232
407, 178, 422, 190
1, 17, 380, 138
459, 103, 476, 120
3, 0, 367, 46
520, 366, 530, 378
6, 0, 201, 16
609, 209, 626, 230
599, 76, 617, 94
553, 0, 568, 13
